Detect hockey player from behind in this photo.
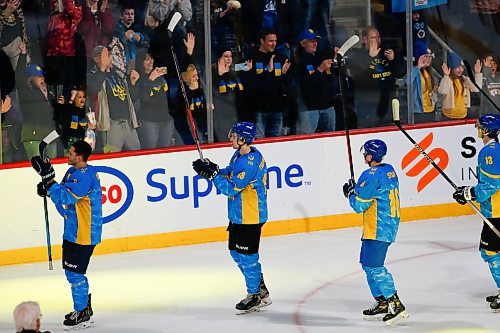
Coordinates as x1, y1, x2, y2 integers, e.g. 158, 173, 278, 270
343, 139, 409, 325
31, 140, 102, 329
192, 122, 271, 314
453, 113, 500, 312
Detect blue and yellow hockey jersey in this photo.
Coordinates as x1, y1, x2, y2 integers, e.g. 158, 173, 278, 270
474, 140, 500, 218
349, 163, 401, 243
213, 147, 268, 224
48, 165, 103, 245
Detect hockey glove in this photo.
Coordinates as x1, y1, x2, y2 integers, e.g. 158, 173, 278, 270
31, 156, 55, 183
192, 158, 219, 180
343, 179, 356, 198
37, 181, 55, 197
453, 186, 476, 205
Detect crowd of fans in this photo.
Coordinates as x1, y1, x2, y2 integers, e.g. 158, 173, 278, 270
0, 0, 498, 163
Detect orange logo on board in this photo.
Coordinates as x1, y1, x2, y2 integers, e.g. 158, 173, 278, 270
401, 132, 449, 192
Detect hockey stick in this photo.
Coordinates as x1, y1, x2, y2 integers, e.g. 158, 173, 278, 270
337, 35, 360, 57
336, 35, 359, 180
168, 12, 204, 160
463, 60, 500, 113
392, 99, 500, 238
38, 129, 60, 270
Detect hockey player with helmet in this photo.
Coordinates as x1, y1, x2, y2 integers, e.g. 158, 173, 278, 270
31, 140, 102, 329
453, 113, 500, 312
342, 139, 409, 325
192, 122, 271, 314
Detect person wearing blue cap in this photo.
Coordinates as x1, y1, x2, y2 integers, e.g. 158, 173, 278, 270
411, 41, 438, 122
14, 45, 58, 160
296, 28, 337, 134
438, 52, 481, 120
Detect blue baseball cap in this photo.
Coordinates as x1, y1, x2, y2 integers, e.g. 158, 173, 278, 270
298, 29, 321, 42
26, 64, 44, 77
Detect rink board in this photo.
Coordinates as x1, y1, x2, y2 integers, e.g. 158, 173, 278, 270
0, 122, 482, 265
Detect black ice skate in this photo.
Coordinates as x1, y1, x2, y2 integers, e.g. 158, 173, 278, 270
486, 292, 499, 303
490, 295, 500, 313
63, 307, 93, 331
235, 293, 261, 315
65, 294, 93, 320
383, 293, 409, 326
362, 295, 388, 321
259, 275, 272, 308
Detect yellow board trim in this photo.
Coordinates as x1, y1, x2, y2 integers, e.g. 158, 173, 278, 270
0, 202, 478, 266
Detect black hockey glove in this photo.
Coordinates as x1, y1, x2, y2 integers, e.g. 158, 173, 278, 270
192, 158, 219, 180
343, 179, 356, 198
37, 181, 56, 197
453, 186, 476, 205
31, 156, 55, 183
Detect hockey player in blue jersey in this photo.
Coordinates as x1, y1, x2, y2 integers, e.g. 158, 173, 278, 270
192, 122, 271, 314
31, 140, 102, 329
453, 113, 500, 312
343, 139, 409, 325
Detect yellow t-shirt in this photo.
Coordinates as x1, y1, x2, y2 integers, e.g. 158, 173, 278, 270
442, 79, 467, 119
420, 70, 435, 113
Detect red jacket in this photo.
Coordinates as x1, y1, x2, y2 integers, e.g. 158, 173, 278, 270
46, 0, 82, 56
78, 6, 114, 56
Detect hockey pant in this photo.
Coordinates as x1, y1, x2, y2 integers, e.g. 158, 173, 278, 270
481, 249, 500, 288
230, 250, 262, 294
65, 269, 89, 311
362, 266, 396, 300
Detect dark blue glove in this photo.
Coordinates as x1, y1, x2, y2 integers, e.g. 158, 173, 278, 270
343, 179, 356, 198
37, 182, 47, 197
453, 186, 475, 205
31, 156, 55, 183
193, 158, 219, 180
37, 181, 55, 197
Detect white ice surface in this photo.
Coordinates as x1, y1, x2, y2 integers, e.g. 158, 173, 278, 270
0, 215, 499, 333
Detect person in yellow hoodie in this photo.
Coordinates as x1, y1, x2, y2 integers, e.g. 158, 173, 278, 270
438, 52, 481, 120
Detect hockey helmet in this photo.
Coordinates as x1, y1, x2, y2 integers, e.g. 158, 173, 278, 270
361, 139, 387, 162
228, 122, 256, 144
476, 113, 500, 138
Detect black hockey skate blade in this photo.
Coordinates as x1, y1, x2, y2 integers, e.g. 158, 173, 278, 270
63, 319, 94, 331
236, 307, 261, 315
384, 311, 409, 326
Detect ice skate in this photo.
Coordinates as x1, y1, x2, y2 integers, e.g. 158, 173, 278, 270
383, 293, 409, 326
65, 294, 93, 320
63, 307, 94, 331
486, 292, 499, 303
362, 295, 388, 321
235, 293, 261, 315
258, 275, 272, 308
490, 295, 500, 313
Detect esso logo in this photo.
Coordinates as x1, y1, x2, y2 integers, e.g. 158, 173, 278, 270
97, 166, 134, 224
55, 166, 133, 224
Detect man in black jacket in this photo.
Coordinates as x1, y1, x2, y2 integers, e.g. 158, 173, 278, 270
296, 28, 337, 134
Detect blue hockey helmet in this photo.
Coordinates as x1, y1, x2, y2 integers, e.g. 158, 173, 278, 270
228, 122, 256, 144
476, 113, 500, 137
361, 139, 387, 162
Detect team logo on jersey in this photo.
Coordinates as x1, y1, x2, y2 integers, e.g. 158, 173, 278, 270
401, 132, 449, 192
